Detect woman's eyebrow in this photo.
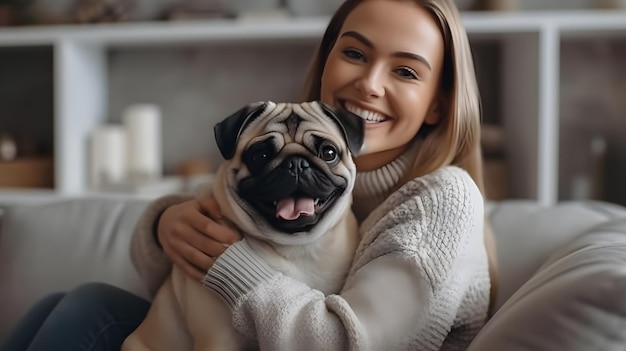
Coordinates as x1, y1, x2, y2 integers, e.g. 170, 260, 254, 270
339, 31, 432, 71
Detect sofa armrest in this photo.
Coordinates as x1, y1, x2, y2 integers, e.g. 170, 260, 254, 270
467, 218, 626, 351
487, 200, 626, 309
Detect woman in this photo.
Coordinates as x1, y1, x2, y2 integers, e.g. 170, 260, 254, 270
136, 0, 497, 349
1, 0, 497, 350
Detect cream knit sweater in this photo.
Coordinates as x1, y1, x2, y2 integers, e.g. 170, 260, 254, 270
131, 149, 490, 351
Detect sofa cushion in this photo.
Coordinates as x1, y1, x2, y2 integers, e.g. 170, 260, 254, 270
487, 200, 626, 309
0, 197, 152, 341
467, 218, 626, 351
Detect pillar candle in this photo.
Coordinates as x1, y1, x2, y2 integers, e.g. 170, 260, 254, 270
123, 104, 163, 183
90, 126, 126, 188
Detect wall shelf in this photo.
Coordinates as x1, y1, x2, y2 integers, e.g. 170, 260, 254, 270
1, 10, 626, 204
2, 10, 626, 46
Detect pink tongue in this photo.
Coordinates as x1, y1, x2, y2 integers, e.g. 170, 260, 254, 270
276, 197, 315, 220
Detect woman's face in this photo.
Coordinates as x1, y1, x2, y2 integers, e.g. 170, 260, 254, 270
320, 0, 444, 171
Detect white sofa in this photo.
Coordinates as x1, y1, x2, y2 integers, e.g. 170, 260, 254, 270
1, 195, 626, 350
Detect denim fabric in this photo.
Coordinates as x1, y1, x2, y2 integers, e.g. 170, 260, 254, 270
1, 282, 150, 351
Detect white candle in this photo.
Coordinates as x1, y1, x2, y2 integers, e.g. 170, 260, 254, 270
123, 104, 163, 183
90, 126, 126, 188
0, 134, 17, 161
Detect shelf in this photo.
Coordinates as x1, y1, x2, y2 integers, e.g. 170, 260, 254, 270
1, 9, 625, 204
0, 18, 328, 47
1, 10, 626, 48
465, 10, 626, 33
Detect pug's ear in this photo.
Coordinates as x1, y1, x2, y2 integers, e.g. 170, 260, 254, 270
214, 101, 268, 160
319, 102, 365, 156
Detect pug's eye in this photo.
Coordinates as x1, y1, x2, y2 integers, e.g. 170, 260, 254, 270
251, 147, 270, 162
318, 142, 339, 163
244, 142, 275, 173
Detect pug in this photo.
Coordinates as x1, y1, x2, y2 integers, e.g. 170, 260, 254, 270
122, 101, 364, 351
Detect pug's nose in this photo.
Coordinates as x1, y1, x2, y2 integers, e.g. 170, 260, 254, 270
284, 156, 310, 176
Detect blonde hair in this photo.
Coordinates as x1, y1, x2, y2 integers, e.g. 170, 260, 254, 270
300, 0, 485, 195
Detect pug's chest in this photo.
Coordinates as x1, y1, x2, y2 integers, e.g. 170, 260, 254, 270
281, 260, 347, 295
256, 245, 352, 295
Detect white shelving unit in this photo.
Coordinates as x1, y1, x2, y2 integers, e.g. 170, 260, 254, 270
1, 10, 626, 205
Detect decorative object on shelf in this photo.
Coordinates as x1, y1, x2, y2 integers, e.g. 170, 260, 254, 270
592, 0, 626, 9
0, 3, 18, 26
165, 0, 226, 21
285, 0, 343, 17
218, 0, 284, 20
475, 0, 519, 11
0, 157, 54, 188
0, 0, 33, 26
123, 103, 163, 184
130, 0, 177, 21
89, 125, 126, 188
72, 0, 135, 23
25, 0, 74, 25
177, 158, 212, 177
0, 134, 17, 161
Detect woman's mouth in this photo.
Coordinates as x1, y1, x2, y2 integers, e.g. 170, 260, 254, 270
343, 101, 389, 124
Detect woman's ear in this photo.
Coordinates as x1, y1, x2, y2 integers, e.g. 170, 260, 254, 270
424, 95, 446, 125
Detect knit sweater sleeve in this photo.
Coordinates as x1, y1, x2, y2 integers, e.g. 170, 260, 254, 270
204, 166, 489, 350
130, 194, 193, 297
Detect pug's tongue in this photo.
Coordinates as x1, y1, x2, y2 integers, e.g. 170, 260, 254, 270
276, 197, 315, 220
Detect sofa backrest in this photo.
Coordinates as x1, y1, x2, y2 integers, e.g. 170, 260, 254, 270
0, 196, 153, 341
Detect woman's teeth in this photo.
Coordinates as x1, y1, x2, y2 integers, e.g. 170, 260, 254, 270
344, 102, 387, 123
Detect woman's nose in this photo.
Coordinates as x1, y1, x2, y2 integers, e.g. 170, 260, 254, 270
354, 67, 385, 98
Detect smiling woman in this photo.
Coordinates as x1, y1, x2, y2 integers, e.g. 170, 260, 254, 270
141, 0, 493, 349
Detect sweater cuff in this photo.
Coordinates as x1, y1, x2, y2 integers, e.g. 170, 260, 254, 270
203, 240, 278, 308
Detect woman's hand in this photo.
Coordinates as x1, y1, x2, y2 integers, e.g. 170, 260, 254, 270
157, 195, 241, 281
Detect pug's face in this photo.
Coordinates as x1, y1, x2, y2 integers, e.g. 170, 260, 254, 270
212, 101, 364, 246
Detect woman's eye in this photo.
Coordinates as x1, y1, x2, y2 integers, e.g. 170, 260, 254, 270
342, 49, 365, 61
395, 67, 419, 80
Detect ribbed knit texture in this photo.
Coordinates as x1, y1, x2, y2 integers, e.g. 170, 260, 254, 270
203, 166, 490, 351
352, 140, 420, 223
203, 240, 278, 307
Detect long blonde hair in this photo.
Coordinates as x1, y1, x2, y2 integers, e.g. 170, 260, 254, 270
300, 0, 485, 195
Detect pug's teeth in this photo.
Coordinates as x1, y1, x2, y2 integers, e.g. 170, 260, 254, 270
314, 199, 320, 205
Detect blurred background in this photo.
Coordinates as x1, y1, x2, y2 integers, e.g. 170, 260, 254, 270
0, 0, 625, 207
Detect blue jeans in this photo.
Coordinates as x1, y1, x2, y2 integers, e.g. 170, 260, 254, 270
1, 282, 150, 351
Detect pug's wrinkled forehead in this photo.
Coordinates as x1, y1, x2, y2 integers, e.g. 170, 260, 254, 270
214, 101, 364, 161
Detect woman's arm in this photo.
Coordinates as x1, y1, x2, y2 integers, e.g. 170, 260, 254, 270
130, 179, 241, 297
204, 166, 490, 350
130, 194, 193, 297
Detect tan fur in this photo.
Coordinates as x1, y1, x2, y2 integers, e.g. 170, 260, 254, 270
122, 102, 360, 351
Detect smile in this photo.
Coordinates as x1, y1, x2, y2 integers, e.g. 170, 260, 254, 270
343, 102, 389, 124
